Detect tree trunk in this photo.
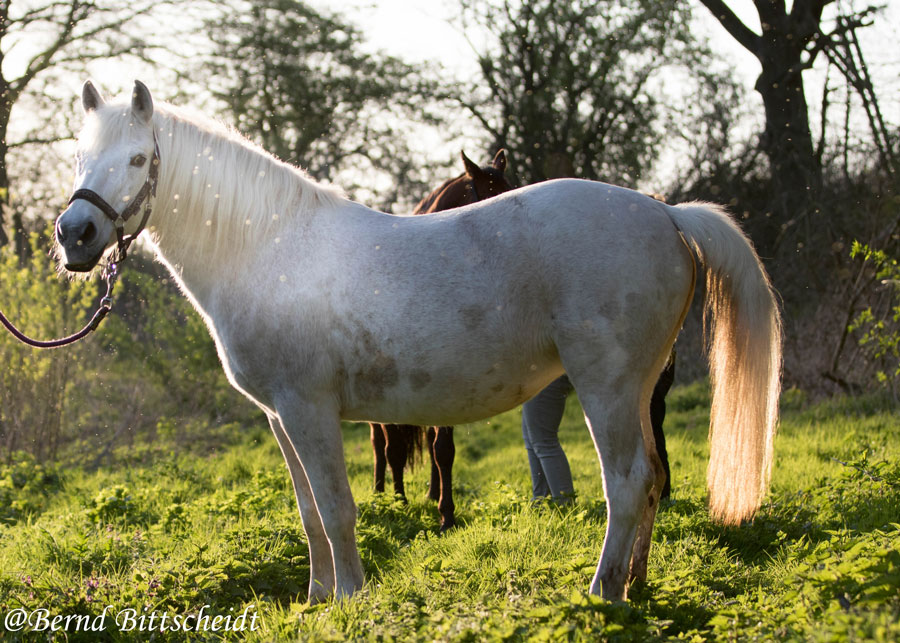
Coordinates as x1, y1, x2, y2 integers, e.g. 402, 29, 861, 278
755, 42, 820, 224
700, 0, 826, 236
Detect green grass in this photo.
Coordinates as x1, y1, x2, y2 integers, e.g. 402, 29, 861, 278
1, 385, 898, 641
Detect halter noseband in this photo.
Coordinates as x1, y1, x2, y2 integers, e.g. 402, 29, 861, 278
68, 130, 161, 263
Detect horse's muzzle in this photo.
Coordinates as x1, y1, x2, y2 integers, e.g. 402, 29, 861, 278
55, 206, 111, 272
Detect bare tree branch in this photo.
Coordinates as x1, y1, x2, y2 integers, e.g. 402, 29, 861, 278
698, 0, 761, 57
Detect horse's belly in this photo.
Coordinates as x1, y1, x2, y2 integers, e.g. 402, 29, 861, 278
341, 356, 565, 425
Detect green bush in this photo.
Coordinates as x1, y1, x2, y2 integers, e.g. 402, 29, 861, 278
849, 241, 900, 391
0, 229, 95, 461
0, 451, 62, 525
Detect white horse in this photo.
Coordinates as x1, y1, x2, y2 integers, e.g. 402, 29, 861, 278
56, 81, 782, 603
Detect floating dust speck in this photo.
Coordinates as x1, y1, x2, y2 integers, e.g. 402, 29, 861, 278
279, 275, 287, 282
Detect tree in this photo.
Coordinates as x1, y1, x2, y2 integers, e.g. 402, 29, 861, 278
455, 0, 723, 187
199, 0, 445, 211
0, 0, 187, 258
697, 1, 887, 232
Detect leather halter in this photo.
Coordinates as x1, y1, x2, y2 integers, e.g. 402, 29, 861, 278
468, 178, 482, 202
68, 130, 161, 263
0, 130, 161, 349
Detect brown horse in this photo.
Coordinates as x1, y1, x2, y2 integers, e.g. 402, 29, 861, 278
370, 149, 512, 532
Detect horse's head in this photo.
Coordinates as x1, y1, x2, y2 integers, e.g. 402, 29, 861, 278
461, 149, 512, 201
56, 80, 158, 272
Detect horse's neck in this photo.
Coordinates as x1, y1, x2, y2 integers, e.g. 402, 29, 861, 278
144, 111, 338, 308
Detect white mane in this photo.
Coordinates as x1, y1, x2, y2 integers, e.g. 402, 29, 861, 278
84, 99, 346, 272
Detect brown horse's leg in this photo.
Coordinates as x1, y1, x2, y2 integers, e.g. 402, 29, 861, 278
384, 424, 408, 501
371, 423, 387, 493
432, 426, 456, 532
426, 426, 440, 501
650, 353, 676, 499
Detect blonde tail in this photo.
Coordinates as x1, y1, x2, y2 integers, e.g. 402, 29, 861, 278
669, 202, 782, 524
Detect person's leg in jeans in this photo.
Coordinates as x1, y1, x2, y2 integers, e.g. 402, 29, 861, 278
522, 375, 575, 503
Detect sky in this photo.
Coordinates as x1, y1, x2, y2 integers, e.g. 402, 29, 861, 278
4, 0, 899, 196
310, 0, 900, 96
300, 0, 900, 187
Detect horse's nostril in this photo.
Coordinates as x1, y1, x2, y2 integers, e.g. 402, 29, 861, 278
78, 221, 96, 246
55, 220, 67, 243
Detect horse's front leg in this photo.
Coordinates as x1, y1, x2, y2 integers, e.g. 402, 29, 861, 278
275, 394, 364, 600
267, 415, 335, 603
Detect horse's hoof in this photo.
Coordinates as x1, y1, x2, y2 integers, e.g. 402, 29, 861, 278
438, 519, 456, 534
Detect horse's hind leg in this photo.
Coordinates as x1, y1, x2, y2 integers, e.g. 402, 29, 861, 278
384, 424, 409, 500
650, 355, 676, 499
371, 423, 387, 493
628, 387, 667, 587
569, 377, 654, 601
427, 426, 440, 501
431, 426, 456, 532
267, 415, 335, 604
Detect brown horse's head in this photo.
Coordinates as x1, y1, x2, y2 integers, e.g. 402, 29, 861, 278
414, 149, 513, 214
460, 149, 510, 203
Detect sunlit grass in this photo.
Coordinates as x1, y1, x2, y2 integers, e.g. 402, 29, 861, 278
0, 386, 898, 641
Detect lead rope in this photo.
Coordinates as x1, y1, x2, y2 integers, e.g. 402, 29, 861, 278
0, 262, 119, 349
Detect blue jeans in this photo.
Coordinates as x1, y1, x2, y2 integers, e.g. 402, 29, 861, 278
522, 375, 574, 502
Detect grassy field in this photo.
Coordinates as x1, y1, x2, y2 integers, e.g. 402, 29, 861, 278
0, 383, 898, 641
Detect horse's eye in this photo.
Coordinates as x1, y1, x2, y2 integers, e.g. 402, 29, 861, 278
130, 154, 147, 167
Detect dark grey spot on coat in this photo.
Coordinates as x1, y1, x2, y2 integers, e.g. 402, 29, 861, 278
460, 305, 486, 331
409, 369, 431, 391
353, 353, 399, 403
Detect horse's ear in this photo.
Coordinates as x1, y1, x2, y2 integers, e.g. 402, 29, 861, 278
492, 149, 507, 173
82, 81, 105, 113
461, 150, 480, 178
131, 80, 153, 124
